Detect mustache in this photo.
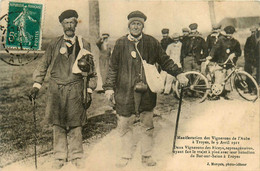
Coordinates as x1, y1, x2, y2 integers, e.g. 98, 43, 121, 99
65, 28, 75, 32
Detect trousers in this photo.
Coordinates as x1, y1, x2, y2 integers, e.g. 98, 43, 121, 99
164, 74, 176, 94
117, 111, 154, 158
183, 56, 200, 72
53, 125, 83, 161
214, 67, 232, 91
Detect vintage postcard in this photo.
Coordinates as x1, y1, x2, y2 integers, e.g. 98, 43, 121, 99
0, 0, 259, 171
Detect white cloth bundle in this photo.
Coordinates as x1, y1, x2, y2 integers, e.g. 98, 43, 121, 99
72, 35, 93, 74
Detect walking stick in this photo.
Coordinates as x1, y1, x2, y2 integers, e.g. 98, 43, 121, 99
82, 73, 88, 107
31, 98, 37, 169
172, 85, 183, 153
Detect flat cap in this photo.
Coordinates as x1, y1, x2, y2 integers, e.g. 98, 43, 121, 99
161, 28, 169, 34
59, 9, 78, 23
212, 23, 221, 30
171, 33, 180, 39
250, 26, 257, 32
189, 23, 198, 30
182, 28, 190, 32
102, 33, 110, 37
224, 26, 235, 34
127, 10, 147, 21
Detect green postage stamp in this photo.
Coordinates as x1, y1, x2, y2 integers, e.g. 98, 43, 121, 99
6, 1, 43, 50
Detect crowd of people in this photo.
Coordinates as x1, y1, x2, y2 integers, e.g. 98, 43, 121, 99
159, 23, 259, 99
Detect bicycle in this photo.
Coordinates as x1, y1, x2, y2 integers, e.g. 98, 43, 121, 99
175, 56, 259, 103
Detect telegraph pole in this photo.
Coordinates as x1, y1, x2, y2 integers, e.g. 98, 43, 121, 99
208, 1, 217, 26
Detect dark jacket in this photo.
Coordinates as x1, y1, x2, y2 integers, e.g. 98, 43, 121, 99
244, 34, 258, 67
206, 33, 224, 62
103, 33, 181, 117
33, 36, 97, 126
182, 32, 207, 64
180, 35, 189, 65
160, 37, 173, 51
210, 36, 241, 64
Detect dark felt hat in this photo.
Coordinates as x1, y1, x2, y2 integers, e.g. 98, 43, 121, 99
161, 28, 169, 34
102, 33, 110, 38
224, 26, 236, 34
189, 23, 198, 30
127, 10, 147, 24
182, 28, 190, 32
59, 9, 78, 23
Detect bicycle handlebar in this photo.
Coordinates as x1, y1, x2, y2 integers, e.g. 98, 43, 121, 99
201, 55, 236, 67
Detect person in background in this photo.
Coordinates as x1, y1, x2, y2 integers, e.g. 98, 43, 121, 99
180, 27, 190, 66
201, 23, 223, 77
160, 28, 172, 51
103, 10, 188, 168
206, 23, 223, 57
180, 27, 190, 67
180, 27, 190, 43
29, 10, 97, 169
244, 26, 258, 94
182, 23, 207, 72
163, 33, 182, 95
96, 33, 112, 91
208, 25, 241, 100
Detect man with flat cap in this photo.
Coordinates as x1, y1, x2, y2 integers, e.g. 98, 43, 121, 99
244, 26, 258, 93
206, 24, 223, 56
180, 27, 190, 43
29, 9, 97, 169
208, 25, 241, 99
180, 27, 190, 66
96, 33, 112, 89
163, 33, 182, 95
201, 24, 223, 83
182, 23, 207, 72
160, 28, 173, 51
103, 10, 188, 167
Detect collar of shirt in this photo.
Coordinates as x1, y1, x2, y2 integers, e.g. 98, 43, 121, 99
128, 33, 142, 42
64, 35, 76, 47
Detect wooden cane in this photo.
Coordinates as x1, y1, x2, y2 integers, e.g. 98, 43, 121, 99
172, 85, 184, 153
32, 98, 37, 169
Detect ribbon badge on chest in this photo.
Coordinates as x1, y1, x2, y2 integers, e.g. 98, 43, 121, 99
60, 47, 67, 54
226, 48, 230, 54
131, 51, 137, 58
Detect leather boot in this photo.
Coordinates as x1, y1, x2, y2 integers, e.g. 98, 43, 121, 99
142, 156, 157, 166
116, 157, 131, 168
71, 158, 85, 169
52, 159, 65, 169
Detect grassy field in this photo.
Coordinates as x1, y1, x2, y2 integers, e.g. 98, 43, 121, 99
0, 57, 117, 167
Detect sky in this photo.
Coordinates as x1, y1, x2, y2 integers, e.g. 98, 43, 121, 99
1, 0, 260, 39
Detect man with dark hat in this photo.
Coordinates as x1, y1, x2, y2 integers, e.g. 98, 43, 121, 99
180, 27, 190, 43
208, 25, 241, 99
244, 26, 259, 93
160, 28, 172, 51
181, 23, 207, 72
201, 24, 223, 78
206, 23, 223, 56
29, 9, 97, 169
103, 10, 188, 168
96, 33, 112, 89
180, 27, 190, 66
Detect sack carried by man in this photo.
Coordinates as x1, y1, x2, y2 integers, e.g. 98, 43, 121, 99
134, 43, 164, 93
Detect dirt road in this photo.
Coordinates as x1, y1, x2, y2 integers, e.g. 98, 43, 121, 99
2, 92, 259, 171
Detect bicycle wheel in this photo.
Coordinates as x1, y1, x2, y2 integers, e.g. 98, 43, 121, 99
175, 71, 210, 103
233, 71, 259, 102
